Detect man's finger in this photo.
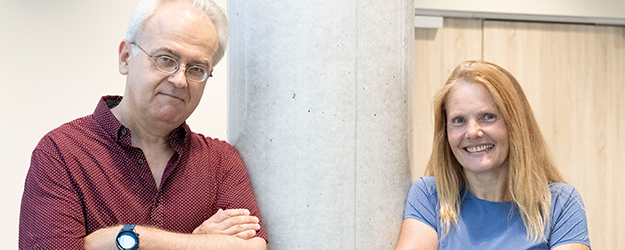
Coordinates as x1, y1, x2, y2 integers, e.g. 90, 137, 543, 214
220, 209, 251, 217
208, 209, 250, 223
234, 229, 257, 240
213, 214, 259, 229
220, 216, 260, 234
194, 210, 259, 236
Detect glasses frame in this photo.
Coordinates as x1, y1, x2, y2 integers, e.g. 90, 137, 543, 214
132, 43, 211, 83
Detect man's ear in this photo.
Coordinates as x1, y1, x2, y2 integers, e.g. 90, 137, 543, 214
118, 40, 132, 75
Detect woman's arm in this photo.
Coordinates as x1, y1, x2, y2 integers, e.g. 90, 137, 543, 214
552, 243, 590, 250
396, 218, 438, 250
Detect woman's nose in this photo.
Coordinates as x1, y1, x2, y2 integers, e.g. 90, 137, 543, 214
466, 120, 483, 138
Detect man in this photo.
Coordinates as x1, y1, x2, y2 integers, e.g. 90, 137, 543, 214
19, 0, 267, 249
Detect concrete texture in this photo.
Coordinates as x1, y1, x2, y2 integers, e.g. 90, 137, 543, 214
228, 1, 414, 249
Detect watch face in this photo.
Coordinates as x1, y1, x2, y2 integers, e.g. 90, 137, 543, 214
118, 232, 137, 249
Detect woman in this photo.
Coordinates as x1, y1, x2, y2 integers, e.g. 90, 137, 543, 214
396, 61, 590, 249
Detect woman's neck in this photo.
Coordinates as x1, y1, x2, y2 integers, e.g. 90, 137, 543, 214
464, 166, 511, 202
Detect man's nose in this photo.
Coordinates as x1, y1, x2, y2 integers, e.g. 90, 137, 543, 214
169, 67, 188, 88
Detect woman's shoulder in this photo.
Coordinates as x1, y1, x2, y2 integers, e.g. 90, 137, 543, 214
410, 176, 438, 197
413, 176, 436, 187
549, 182, 582, 199
548, 182, 586, 211
405, 176, 440, 225
547, 182, 590, 248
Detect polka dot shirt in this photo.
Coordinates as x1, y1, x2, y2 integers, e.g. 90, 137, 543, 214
19, 96, 267, 249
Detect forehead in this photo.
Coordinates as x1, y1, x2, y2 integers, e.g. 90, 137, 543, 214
141, 2, 219, 63
445, 81, 499, 111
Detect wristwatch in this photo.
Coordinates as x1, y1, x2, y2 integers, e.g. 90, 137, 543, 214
116, 224, 140, 250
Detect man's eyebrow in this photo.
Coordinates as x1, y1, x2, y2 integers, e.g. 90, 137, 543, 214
189, 58, 212, 68
153, 47, 180, 58
153, 47, 212, 68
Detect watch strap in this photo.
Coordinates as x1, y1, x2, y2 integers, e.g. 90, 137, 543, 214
121, 224, 136, 232
116, 224, 139, 250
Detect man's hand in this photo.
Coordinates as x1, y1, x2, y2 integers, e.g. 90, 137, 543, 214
193, 209, 261, 240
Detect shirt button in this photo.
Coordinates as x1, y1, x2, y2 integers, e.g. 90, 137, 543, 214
121, 129, 127, 135
138, 158, 144, 164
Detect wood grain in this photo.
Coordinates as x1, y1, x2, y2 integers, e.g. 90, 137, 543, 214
412, 18, 482, 179
484, 21, 625, 249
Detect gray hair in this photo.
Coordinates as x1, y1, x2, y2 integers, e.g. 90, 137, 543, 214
126, 0, 229, 65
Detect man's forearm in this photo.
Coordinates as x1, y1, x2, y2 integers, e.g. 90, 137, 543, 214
84, 225, 266, 250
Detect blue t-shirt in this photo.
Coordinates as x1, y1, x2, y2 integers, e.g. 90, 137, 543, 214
404, 176, 590, 249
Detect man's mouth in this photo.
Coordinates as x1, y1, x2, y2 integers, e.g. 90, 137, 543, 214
160, 93, 184, 102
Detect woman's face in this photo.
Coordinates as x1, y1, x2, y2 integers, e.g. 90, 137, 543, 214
445, 81, 509, 177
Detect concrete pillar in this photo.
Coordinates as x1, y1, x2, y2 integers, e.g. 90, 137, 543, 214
227, 1, 414, 249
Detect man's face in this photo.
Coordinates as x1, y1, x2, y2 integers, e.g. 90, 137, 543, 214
119, 2, 219, 128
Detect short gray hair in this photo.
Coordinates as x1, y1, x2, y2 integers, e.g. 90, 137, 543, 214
126, 0, 229, 65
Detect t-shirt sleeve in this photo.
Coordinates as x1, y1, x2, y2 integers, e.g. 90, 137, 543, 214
549, 183, 591, 248
403, 177, 438, 232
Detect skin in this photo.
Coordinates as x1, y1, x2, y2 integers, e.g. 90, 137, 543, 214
445, 81, 510, 202
395, 219, 438, 250
396, 81, 589, 250
552, 243, 591, 250
115, 5, 216, 135
113, 2, 219, 189
85, 2, 265, 250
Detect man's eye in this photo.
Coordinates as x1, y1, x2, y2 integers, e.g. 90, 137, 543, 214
189, 66, 205, 73
158, 56, 177, 67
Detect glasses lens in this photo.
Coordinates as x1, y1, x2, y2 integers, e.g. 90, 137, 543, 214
155, 56, 178, 73
186, 66, 208, 82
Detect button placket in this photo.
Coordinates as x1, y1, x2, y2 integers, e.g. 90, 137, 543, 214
149, 193, 165, 226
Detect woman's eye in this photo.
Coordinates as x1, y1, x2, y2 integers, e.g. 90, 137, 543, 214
484, 113, 496, 121
452, 117, 465, 124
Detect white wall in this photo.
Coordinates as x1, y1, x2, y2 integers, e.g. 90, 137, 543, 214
0, 0, 228, 248
415, 0, 625, 19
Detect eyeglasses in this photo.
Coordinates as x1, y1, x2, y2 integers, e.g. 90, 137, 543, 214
132, 43, 211, 83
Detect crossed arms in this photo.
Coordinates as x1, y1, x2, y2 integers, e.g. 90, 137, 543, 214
84, 209, 265, 250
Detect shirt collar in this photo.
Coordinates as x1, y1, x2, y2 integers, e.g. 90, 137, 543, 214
93, 95, 189, 152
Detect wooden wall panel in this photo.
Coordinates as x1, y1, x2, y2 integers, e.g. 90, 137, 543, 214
412, 19, 482, 180
482, 21, 625, 250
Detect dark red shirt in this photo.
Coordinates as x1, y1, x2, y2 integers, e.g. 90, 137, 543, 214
19, 96, 266, 249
